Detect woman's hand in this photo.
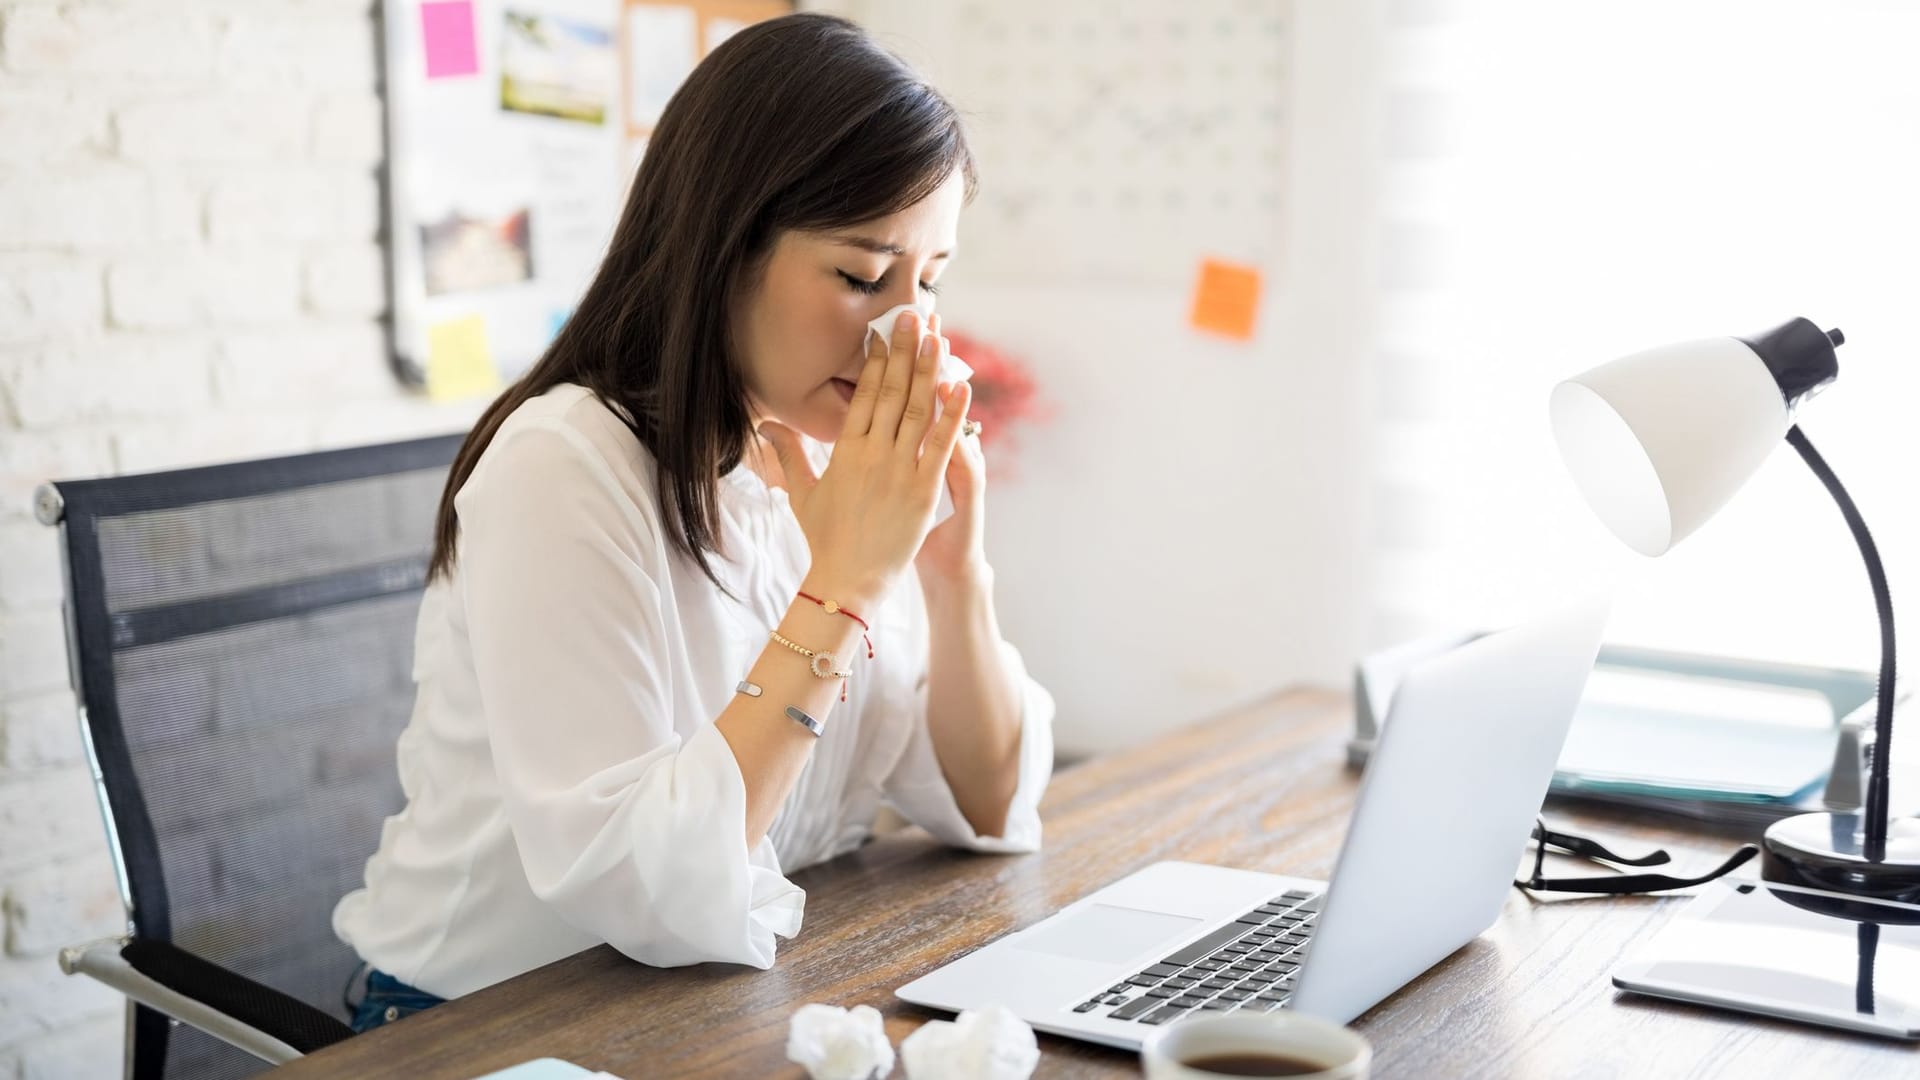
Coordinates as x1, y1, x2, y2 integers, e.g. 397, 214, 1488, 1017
914, 315, 986, 585
758, 310, 968, 611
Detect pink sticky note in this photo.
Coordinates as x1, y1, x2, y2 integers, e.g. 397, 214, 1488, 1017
421, 1, 479, 79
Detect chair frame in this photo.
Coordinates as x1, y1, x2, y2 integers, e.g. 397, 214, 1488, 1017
35, 434, 465, 1077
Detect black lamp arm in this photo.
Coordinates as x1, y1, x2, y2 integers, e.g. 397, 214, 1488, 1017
1785, 425, 1898, 861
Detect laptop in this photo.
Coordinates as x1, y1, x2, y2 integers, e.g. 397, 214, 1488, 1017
896, 597, 1610, 1047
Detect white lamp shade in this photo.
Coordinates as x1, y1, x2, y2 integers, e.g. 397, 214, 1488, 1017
1550, 336, 1788, 556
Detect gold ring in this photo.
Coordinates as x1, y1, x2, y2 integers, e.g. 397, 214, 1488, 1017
961, 420, 982, 438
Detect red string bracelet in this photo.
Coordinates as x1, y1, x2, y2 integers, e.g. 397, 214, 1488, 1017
795, 590, 874, 660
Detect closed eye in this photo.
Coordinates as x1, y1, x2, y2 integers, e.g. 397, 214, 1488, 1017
838, 270, 940, 296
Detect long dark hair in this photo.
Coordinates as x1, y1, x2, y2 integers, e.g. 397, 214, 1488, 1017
426, 13, 975, 588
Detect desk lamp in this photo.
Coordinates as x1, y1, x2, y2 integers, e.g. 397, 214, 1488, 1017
1548, 317, 1915, 903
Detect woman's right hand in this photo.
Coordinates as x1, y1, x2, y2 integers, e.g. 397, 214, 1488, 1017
758, 310, 973, 611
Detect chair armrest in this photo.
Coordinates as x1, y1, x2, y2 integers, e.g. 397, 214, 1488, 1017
60, 937, 355, 1064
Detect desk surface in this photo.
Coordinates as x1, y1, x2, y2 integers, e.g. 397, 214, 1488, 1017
277, 688, 1915, 1078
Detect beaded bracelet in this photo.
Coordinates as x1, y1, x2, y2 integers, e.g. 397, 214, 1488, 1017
769, 629, 851, 701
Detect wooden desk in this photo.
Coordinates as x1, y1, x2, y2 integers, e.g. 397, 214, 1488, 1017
276, 689, 1914, 1078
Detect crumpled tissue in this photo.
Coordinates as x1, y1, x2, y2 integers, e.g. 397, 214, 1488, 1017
866, 302, 975, 527
786, 1002, 896, 1080
899, 1004, 1039, 1080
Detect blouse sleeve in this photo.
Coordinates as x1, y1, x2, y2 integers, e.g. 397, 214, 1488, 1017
456, 420, 804, 968
880, 634, 1056, 854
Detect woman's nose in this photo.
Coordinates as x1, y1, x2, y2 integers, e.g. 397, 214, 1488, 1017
885, 277, 925, 312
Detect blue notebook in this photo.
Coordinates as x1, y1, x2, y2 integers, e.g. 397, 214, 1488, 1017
473, 1061, 615, 1080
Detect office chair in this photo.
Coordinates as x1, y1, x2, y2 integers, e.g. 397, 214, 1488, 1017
34, 434, 464, 1079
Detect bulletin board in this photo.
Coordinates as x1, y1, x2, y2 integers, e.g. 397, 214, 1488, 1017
380, 0, 790, 397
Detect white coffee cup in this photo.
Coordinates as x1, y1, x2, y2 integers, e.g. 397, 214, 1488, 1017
1140, 1012, 1371, 1079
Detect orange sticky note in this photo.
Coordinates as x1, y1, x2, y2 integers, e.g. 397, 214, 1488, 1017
1189, 258, 1263, 341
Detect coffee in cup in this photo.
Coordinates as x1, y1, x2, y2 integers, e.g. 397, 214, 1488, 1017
1139, 1011, 1370, 1080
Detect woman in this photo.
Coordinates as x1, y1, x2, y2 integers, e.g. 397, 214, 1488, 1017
333, 13, 1055, 1031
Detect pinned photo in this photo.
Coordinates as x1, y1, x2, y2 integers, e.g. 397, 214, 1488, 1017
420, 206, 534, 295
501, 10, 617, 125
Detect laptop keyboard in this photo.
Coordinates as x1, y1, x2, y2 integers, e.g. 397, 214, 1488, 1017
1070, 889, 1321, 1026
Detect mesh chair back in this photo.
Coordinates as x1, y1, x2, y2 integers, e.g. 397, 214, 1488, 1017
47, 435, 464, 1080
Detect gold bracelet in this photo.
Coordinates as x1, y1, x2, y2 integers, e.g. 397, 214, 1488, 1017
769, 629, 851, 679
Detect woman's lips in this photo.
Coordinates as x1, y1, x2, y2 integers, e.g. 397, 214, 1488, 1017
831, 377, 857, 403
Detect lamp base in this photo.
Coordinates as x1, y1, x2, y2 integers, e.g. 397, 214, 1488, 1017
1761, 812, 1920, 910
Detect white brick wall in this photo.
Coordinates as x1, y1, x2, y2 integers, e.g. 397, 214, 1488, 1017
0, 2, 486, 1074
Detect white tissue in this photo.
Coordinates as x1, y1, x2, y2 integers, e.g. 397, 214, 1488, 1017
899, 1005, 1039, 1080
865, 302, 974, 526
786, 1003, 896, 1080
865, 301, 975, 394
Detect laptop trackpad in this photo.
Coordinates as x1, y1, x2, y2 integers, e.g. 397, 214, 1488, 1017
1011, 903, 1203, 964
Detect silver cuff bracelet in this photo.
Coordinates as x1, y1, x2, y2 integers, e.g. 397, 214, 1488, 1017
784, 705, 825, 738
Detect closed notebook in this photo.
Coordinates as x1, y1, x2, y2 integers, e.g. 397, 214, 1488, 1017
1554, 667, 1834, 802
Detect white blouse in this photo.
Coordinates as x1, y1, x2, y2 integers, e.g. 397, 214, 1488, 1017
333, 383, 1056, 999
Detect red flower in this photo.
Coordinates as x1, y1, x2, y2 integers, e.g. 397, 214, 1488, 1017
945, 330, 1047, 478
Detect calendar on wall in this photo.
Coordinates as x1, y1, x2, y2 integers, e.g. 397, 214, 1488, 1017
941, 1, 1291, 286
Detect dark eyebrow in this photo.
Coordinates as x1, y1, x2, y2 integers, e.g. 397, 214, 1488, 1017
830, 234, 953, 260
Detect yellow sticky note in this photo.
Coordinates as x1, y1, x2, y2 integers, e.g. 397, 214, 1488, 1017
425, 314, 500, 401
1189, 258, 1263, 342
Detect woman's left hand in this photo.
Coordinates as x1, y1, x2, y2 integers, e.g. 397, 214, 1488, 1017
914, 317, 988, 585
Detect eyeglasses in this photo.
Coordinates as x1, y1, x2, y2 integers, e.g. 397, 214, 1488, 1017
1515, 817, 1760, 895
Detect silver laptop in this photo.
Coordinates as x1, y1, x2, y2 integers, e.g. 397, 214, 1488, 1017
897, 597, 1610, 1048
